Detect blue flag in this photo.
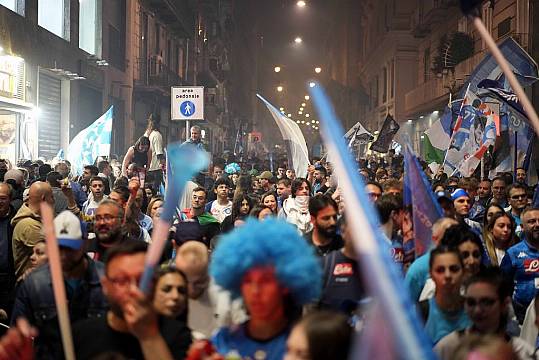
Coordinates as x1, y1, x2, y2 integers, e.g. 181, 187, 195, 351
309, 83, 436, 360
404, 143, 444, 256
67, 106, 113, 176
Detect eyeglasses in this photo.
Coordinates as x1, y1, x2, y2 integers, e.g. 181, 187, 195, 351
465, 297, 498, 309
95, 215, 120, 223
510, 194, 526, 200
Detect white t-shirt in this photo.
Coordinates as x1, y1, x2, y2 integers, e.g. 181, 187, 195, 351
210, 201, 232, 223
82, 196, 107, 221
148, 130, 164, 171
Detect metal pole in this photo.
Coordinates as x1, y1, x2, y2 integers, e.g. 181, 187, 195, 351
186, 120, 190, 142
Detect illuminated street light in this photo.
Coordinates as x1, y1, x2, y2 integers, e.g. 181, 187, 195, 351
299, 107, 304, 111
301, 102, 306, 107
314, 67, 322, 73
306, 122, 310, 126
294, 37, 303, 44
309, 82, 316, 88
274, 66, 281, 73
277, 85, 283, 92
297, 1, 306, 7
288, 113, 292, 117
305, 114, 310, 118
298, 111, 303, 115
304, 95, 310, 100
407, 119, 412, 123
296, 121, 300, 124
301, 120, 305, 124
279, 107, 284, 111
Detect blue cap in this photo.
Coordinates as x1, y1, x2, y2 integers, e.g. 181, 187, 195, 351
451, 188, 469, 201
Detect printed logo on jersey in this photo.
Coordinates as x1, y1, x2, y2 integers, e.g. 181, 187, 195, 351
518, 252, 527, 258
333, 263, 353, 276
524, 259, 539, 273
391, 248, 404, 264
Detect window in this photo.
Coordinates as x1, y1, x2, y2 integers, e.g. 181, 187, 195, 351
497, 17, 512, 38
0, 0, 24, 16
423, 47, 430, 82
382, 67, 388, 103
79, 0, 101, 56
374, 75, 379, 107
38, 0, 69, 40
390, 59, 395, 99
109, 25, 125, 70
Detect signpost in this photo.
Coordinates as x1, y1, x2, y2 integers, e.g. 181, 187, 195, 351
171, 86, 204, 140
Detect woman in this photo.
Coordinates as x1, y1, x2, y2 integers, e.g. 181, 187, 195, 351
153, 265, 189, 323
284, 311, 352, 360
147, 196, 164, 223
421, 246, 470, 344
221, 195, 254, 233
279, 178, 313, 234
484, 212, 518, 266
260, 192, 278, 214
121, 136, 152, 177
435, 268, 534, 360
250, 205, 273, 220
483, 204, 506, 229
453, 232, 484, 280
20, 240, 48, 281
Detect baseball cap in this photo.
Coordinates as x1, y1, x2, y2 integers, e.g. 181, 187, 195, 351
435, 191, 452, 202
451, 188, 469, 201
257, 171, 273, 180
54, 211, 84, 250
4, 169, 24, 185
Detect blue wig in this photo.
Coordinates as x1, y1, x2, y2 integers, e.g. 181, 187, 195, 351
210, 218, 321, 305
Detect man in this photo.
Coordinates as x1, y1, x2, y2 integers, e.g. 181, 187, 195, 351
404, 217, 459, 301
133, 187, 152, 232
55, 162, 86, 208
176, 187, 220, 248
451, 188, 482, 234
286, 168, 296, 181
11, 211, 108, 360
73, 241, 191, 359
382, 179, 401, 196
500, 207, 539, 323
0, 184, 15, 316
375, 194, 406, 266
210, 218, 321, 359
471, 178, 492, 223
90, 199, 133, 260
3, 169, 24, 212
365, 181, 383, 203
144, 113, 165, 191
276, 167, 286, 180
506, 183, 528, 237
11, 182, 54, 281
175, 241, 245, 339
435, 268, 534, 359
257, 171, 274, 194
97, 160, 114, 195
304, 195, 343, 256
491, 176, 508, 208
276, 178, 291, 209
80, 165, 99, 194
82, 176, 107, 222
318, 215, 365, 315
182, 125, 205, 151
46, 171, 69, 215
311, 166, 327, 195
205, 178, 232, 223
516, 167, 527, 185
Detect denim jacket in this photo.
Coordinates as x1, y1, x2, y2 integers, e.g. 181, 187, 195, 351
11, 257, 108, 359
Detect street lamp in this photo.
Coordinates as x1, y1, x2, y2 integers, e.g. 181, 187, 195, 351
305, 114, 310, 118
304, 95, 310, 100
274, 66, 281, 73
279, 107, 284, 111
294, 37, 303, 44
298, 111, 303, 115
297, 1, 306, 7
315, 67, 322, 73
277, 85, 283, 92
301, 102, 306, 107
309, 82, 316, 88
288, 113, 292, 117
299, 107, 304, 111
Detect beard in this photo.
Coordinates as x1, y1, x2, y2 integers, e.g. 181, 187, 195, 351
318, 225, 337, 238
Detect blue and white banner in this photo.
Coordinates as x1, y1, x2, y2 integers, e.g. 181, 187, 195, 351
67, 106, 113, 176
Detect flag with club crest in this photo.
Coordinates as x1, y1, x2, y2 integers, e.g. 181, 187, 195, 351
309, 82, 436, 360
67, 106, 113, 176
443, 90, 498, 176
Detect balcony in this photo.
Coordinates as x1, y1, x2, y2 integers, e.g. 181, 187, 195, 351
412, 0, 459, 38
135, 57, 182, 93
143, 0, 195, 36
404, 76, 449, 115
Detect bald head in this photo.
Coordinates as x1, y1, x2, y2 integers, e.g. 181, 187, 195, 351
432, 217, 458, 245
175, 241, 209, 299
28, 181, 54, 211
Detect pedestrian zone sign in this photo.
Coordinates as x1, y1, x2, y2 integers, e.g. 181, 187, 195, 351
171, 86, 204, 120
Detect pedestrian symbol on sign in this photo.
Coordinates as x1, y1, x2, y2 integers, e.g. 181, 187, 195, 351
180, 101, 195, 117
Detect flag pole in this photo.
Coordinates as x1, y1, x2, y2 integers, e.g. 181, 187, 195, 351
471, 16, 539, 136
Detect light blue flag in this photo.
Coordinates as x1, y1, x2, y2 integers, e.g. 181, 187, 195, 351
67, 106, 113, 176
309, 83, 437, 360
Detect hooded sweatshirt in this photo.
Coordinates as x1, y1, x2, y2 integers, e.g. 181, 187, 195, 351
11, 204, 43, 280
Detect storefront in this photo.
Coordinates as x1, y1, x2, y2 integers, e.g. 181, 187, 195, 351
0, 54, 36, 165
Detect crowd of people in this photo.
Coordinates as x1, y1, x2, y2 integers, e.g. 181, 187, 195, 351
0, 117, 538, 359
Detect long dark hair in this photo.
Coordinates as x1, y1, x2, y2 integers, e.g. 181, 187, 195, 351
231, 194, 255, 220
300, 311, 352, 360
134, 136, 150, 152
154, 265, 189, 323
